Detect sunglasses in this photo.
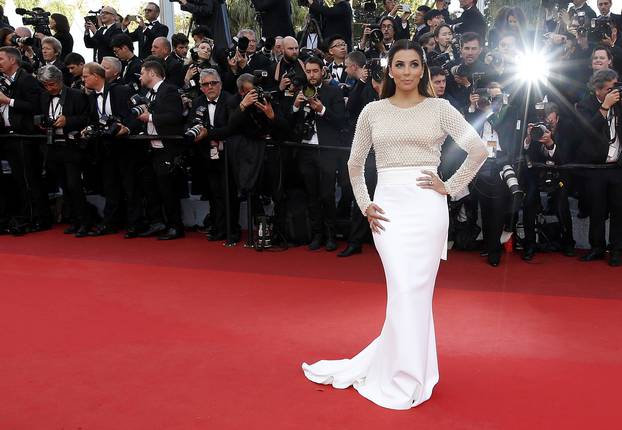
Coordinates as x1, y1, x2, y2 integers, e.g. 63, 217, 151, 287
200, 81, 221, 87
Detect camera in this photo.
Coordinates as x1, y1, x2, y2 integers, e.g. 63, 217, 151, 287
499, 164, 524, 204
368, 25, 383, 46
365, 57, 387, 82
33, 115, 55, 129
530, 122, 549, 140
129, 94, 153, 116
450, 63, 471, 78
9, 35, 34, 46
486, 50, 504, 68
589, 16, 612, 43
253, 70, 278, 104
283, 66, 307, 90
0, 75, 12, 94
355, 0, 378, 25
184, 105, 209, 141
83, 115, 121, 140
84, 10, 100, 26
428, 52, 460, 73
227, 36, 250, 60
16, 7, 51, 36
259, 36, 275, 57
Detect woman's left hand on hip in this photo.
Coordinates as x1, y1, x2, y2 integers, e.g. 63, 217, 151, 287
417, 170, 449, 195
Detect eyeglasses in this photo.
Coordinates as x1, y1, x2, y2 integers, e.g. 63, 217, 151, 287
144, 8, 155, 12
330, 42, 347, 48
200, 81, 221, 87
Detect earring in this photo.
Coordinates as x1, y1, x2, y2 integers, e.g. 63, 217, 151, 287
388, 73, 394, 78
420, 74, 424, 78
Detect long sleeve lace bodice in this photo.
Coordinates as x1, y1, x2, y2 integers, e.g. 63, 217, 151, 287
347, 98, 488, 214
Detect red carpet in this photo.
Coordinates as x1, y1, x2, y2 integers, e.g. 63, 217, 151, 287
1, 228, 621, 429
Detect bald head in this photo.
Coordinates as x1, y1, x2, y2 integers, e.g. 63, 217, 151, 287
282, 36, 299, 62
151, 36, 171, 59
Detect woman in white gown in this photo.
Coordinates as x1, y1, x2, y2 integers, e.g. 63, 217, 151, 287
302, 40, 488, 410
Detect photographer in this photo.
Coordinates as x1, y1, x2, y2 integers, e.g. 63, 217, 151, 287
423, 9, 445, 35
186, 68, 237, 241
178, 0, 232, 53
285, 56, 346, 251
82, 62, 133, 236
35, 14, 73, 61
251, 0, 295, 39
306, 0, 353, 51
522, 103, 578, 261
183, 39, 220, 97
466, 82, 519, 266
84, 6, 123, 63
430, 66, 460, 109
37, 65, 91, 237
575, 68, 622, 266
412, 5, 431, 40
274, 36, 305, 93
377, 0, 411, 41
137, 60, 186, 240
359, 17, 396, 59
151, 37, 184, 88
64, 53, 86, 91
122, 3, 168, 60
597, 0, 622, 48
453, 0, 487, 41
446, 32, 488, 110
110, 34, 143, 92
172, 33, 190, 62
327, 35, 349, 86
0, 46, 51, 234
240, 29, 272, 73
41, 36, 71, 86
101, 56, 123, 86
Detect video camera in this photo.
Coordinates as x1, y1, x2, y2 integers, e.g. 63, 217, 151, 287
84, 9, 101, 26
129, 94, 154, 116
16, 7, 51, 36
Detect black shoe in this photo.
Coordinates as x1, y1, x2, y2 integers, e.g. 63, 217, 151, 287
609, 250, 621, 267
88, 224, 117, 237
522, 247, 536, 261
325, 237, 337, 252
207, 231, 227, 241
580, 249, 606, 262
562, 245, 576, 257
480, 250, 488, 257
29, 222, 52, 233
308, 234, 322, 251
74, 226, 91, 238
124, 227, 144, 239
157, 227, 184, 240
337, 244, 362, 257
137, 222, 167, 238
64, 225, 79, 235
487, 252, 501, 267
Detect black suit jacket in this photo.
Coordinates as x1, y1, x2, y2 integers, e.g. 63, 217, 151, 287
40, 87, 89, 135
3, 68, 42, 134
84, 23, 124, 63
164, 55, 185, 89
188, 91, 233, 155
180, 0, 232, 52
129, 21, 169, 59
252, 0, 294, 38
309, 1, 353, 51
287, 83, 346, 146
454, 6, 487, 41
526, 119, 577, 165
121, 55, 143, 93
86, 82, 137, 134
576, 93, 622, 165
151, 82, 185, 146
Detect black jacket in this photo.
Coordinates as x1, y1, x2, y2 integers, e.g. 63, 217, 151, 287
39, 87, 89, 135
2, 68, 42, 134
84, 23, 124, 63
526, 118, 577, 165
86, 82, 137, 134
164, 55, 185, 89
129, 21, 169, 59
309, 0, 353, 51
54, 32, 74, 61
453, 6, 487, 41
187, 91, 234, 147
121, 55, 143, 93
251, 0, 294, 39
150, 82, 185, 146
576, 93, 622, 165
181, 0, 232, 52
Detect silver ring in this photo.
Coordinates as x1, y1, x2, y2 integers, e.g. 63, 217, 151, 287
429, 180, 433, 185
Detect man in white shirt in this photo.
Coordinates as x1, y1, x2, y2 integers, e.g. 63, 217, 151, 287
84, 6, 123, 63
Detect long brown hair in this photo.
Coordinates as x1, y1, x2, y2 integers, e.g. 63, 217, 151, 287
380, 39, 435, 99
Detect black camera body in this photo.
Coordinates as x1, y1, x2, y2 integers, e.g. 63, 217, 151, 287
589, 16, 612, 43
283, 66, 307, 90
368, 25, 383, 46
530, 122, 549, 140
253, 70, 278, 104
227, 36, 250, 60
17, 7, 51, 36
129, 94, 154, 116
0, 75, 12, 94
83, 115, 121, 140
184, 105, 209, 141
355, 0, 378, 25
33, 115, 55, 128
365, 57, 385, 82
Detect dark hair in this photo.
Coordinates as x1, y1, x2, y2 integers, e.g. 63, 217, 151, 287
347, 50, 366, 67
0, 47, 22, 66
429, 66, 444, 78
381, 39, 434, 99
417, 31, 435, 47
111, 34, 134, 51
0, 28, 13, 47
424, 9, 443, 23
191, 25, 212, 38
433, 24, 452, 39
305, 56, 324, 69
172, 33, 189, 47
379, 16, 396, 32
64, 52, 85, 66
593, 45, 613, 60
51, 13, 70, 35
461, 32, 483, 47
417, 5, 431, 13
142, 60, 166, 78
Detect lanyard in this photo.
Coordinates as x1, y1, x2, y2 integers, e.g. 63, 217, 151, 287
49, 96, 62, 119
96, 91, 110, 118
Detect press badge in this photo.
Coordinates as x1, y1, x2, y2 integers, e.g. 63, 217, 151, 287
486, 140, 498, 158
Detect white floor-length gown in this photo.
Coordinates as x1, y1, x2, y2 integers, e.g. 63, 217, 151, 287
302, 98, 487, 410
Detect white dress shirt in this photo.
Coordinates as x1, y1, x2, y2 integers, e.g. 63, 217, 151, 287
1, 71, 17, 127
148, 80, 164, 148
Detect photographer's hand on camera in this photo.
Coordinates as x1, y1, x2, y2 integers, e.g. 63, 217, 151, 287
308, 96, 324, 114
469, 93, 479, 110
359, 26, 372, 50
279, 77, 292, 92
84, 20, 97, 35
52, 115, 66, 128
255, 99, 275, 120
600, 88, 620, 117
239, 89, 258, 111
539, 129, 554, 149
293, 91, 306, 109
137, 110, 151, 123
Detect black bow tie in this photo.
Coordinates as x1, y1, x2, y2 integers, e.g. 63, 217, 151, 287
95, 92, 104, 97
206, 99, 217, 105
333, 64, 344, 69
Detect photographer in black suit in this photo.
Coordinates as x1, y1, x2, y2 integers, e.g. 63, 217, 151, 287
378, 0, 412, 41
151, 37, 185, 88
84, 6, 123, 63
251, 0, 295, 39
82, 62, 133, 236
522, 103, 578, 261
453, 0, 487, 41
286, 56, 347, 251
37, 65, 91, 237
187, 68, 237, 241
307, 0, 353, 51
137, 60, 186, 240
110, 34, 143, 93
122, 2, 169, 60
0, 47, 50, 234
179, 0, 232, 52
576, 68, 622, 266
